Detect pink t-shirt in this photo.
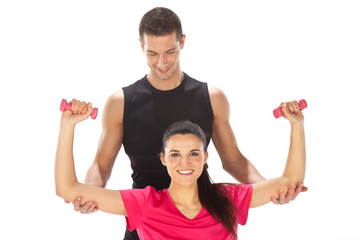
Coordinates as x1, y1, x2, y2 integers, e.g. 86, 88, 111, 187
119, 184, 253, 240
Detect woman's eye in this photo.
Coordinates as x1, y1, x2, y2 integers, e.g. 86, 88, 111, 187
171, 153, 180, 157
190, 152, 199, 156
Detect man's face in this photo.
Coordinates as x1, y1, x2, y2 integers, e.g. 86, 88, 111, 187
140, 32, 185, 81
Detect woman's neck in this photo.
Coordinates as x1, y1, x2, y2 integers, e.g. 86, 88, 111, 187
167, 182, 200, 206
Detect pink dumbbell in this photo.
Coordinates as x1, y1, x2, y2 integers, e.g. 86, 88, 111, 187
273, 99, 307, 118
60, 99, 98, 120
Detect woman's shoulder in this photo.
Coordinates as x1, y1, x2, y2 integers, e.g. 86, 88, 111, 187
216, 183, 253, 197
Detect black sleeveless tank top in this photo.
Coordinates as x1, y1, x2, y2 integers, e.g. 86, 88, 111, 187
122, 72, 214, 190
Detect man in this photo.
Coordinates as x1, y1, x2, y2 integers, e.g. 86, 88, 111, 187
68, 7, 306, 240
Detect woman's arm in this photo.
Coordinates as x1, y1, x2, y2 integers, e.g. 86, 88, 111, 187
250, 101, 306, 208
55, 101, 127, 216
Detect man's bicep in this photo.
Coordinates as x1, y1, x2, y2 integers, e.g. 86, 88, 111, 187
209, 88, 240, 159
95, 90, 125, 170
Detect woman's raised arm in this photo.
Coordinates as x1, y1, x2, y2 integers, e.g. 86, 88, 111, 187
55, 100, 127, 216
250, 101, 306, 208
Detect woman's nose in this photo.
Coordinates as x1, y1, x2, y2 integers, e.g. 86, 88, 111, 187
180, 156, 190, 167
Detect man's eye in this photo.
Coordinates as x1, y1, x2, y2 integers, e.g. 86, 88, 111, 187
167, 51, 175, 54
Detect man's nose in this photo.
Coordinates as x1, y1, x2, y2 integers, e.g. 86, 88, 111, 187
157, 55, 168, 69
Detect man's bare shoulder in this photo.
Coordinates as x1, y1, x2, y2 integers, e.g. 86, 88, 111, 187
106, 89, 124, 107
109, 89, 124, 101
208, 85, 228, 105
103, 89, 125, 123
207, 85, 230, 119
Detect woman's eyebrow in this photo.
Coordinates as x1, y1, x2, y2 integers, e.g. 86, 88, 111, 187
169, 149, 180, 152
190, 149, 200, 152
169, 149, 200, 152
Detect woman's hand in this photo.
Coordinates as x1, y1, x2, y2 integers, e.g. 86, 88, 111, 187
61, 99, 94, 127
279, 101, 304, 125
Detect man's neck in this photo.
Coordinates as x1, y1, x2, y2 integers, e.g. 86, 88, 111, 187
147, 71, 184, 91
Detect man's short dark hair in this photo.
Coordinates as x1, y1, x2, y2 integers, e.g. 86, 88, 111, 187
139, 7, 183, 43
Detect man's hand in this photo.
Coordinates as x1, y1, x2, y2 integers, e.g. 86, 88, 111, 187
271, 182, 308, 205
65, 197, 98, 214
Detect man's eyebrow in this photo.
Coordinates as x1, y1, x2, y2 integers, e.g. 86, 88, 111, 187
166, 48, 177, 52
146, 50, 157, 54
169, 150, 180, 152
146, 48, 177, 54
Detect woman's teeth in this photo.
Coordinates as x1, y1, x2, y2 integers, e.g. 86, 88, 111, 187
177, 170, 194, 174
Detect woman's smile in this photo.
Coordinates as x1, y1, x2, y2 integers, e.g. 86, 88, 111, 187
177, 169, 194, 175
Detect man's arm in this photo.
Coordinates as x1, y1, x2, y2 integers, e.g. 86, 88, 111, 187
85, 90, 125, 187
208, 86, 306, 203
69, 90, 125, 213
208, 85, 265, 184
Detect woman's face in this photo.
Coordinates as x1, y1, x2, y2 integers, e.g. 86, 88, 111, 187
160, 134, 208, 187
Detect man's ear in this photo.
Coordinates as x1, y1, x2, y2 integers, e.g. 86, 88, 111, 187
180, 34, 186, 49
139, 38, 145, 52
160, 152, 166, 166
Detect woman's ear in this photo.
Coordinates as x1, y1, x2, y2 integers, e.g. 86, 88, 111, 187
204, 151, 209, 164
160, 152, 167, 166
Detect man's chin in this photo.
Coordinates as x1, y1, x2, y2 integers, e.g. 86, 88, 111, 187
155, 72, 172, 81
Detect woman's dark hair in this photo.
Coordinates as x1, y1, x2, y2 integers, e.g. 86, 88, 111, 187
139, 7, 183, 43
162, 121, 239, 239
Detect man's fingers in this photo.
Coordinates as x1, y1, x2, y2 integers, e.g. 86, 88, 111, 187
86, 202, 97, 214
292, 183, 305, 200
73, 197, 82, 211
271, 196, 279, 204
283, 184, 296, 203
67, 197, 98, 214
278, 191, 285, 204
79, 202, 92, 214
272, 184, 308, 205
271, 191, 286, 205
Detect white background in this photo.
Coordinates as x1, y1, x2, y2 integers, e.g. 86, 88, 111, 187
1, 0, 359, 239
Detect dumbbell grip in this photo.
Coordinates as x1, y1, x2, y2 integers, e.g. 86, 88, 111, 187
273, 99, 307, 119
60, 99, 98, 120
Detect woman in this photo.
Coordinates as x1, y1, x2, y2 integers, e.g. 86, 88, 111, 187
55, 100, 306, 240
